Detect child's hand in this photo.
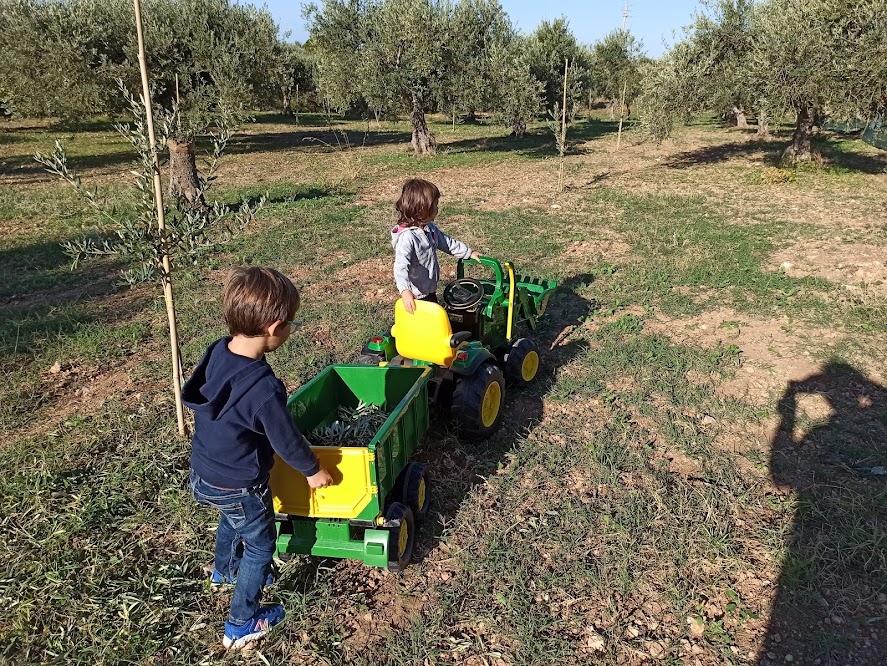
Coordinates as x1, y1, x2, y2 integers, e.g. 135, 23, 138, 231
470, 251, 481, 261
307, 467, 333, 489
401, 290, 416, 314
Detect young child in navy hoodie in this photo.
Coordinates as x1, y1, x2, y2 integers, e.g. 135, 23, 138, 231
183, 266, 332, 649
391, 178, 480, 313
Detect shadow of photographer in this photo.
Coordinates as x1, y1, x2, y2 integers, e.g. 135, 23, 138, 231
761, 361, 887, 664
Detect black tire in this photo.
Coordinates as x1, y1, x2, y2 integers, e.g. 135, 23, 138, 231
383, 502, 416, 572
399, 463, 430, 519
451, 363, 506, 440
505, 338, 540, 387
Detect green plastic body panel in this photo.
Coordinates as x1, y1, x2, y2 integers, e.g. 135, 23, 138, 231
276, 519, 390, 568
456, 256, 557, 349
276, 364, 430, 567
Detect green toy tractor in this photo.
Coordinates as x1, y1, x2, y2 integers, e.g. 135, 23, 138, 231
359, 256, 556, 439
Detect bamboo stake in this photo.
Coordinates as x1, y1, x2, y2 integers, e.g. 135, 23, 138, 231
294, 83, 300, 124
558, 58, 569, 192
133, 0, 186, 436
616, 79, 628, 150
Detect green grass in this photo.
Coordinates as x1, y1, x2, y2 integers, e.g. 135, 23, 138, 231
1, 113, 885, 665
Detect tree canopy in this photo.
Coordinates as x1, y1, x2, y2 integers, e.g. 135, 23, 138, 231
638, 0, 887, 161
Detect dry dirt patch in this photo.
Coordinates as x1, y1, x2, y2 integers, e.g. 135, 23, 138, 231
769, 240, 887, 295
357, 159, 563, 211
645, 308, 859, 404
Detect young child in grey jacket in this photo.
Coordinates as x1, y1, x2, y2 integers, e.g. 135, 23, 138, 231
391, 178, 480, 313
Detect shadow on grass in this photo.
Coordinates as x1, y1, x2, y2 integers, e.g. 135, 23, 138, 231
443, 118, 621, 158
664, 133, 887, 174
763, 361, 887, 664
0, 149, 136, 184
408, 274, 596, 566
225, 185, 336, 211
227, 127, 414, 156
0, 239, 141, 359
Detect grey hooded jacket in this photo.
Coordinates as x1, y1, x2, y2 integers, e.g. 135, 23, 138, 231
391, 222, 473, 298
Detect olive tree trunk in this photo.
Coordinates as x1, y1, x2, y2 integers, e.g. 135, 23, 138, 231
732, 106, 749, 128
167, 137, 205, 208
410, 97, 436, 156
783, 105, 814, 163
510, 118, 527, 137
282, 87, 292, 116
757, 109, 770, 137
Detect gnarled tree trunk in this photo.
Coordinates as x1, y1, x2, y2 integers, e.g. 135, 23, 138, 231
510, 118, 527, 137
732, 106, 749, 128
783, 105, 814, 163
167, 137, 205, 208
410, 97, 436, 156
466, 109, 477, 123
757, 109, 770, 137
282, 87, 292, 116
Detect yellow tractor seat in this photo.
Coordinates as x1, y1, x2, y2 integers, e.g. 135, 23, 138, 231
390, 298, 470, 366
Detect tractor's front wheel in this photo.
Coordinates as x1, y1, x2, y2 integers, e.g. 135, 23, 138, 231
505, 338, 540, 387
452, 363, 506, 440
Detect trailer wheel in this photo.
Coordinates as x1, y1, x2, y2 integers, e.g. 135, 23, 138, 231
505, 338, 540, 387
452, 363, 506, 440
384, 502, 416, 572
401, 463, 430, 519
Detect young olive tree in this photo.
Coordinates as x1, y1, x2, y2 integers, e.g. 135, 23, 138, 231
306, 0, 455, 156
442, 0, 513, 122
271, 42, 314, 117
588, 28, 645, 120
635, 41, 700, 143
524, 18, 589, 116
489, 36, 543, 137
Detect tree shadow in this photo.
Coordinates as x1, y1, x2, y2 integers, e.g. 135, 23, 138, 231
250, 112, 338, 128
1, 150, 136, 184
762, 361, 887, 665
226, 127, 414, 156
408, 273, 596, 564
224, 185, 335, 211
443, 118, 620, 158
664, 133, 887, 174
663, 138, 784, 168
0, 239, 145, 359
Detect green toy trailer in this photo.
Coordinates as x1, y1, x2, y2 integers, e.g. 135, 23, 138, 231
271, 364, 431, 571
360, 256, 556, 439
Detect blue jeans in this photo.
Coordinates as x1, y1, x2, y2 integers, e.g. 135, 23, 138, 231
189, 470, 277, 625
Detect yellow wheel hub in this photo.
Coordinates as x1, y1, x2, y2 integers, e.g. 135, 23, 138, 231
398, 519, 409, 558
521, 350, 539, 382
481, 381, 502, 428
417, 479, 426, 512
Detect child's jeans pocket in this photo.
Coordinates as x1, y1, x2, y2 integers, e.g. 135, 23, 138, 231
190, 471, 248, 529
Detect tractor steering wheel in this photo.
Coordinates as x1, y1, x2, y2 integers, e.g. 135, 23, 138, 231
443, 278, 484, 310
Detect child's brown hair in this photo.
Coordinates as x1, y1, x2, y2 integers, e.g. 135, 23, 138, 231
396, 178, 440, 227
223, 267, 300, 336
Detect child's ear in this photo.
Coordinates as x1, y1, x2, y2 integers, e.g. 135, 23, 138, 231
266, 320, 286, 337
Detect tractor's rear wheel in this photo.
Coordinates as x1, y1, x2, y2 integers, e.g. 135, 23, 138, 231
452, 363, 506, 440
505, 338, 540, 387
384, 502, 416, 572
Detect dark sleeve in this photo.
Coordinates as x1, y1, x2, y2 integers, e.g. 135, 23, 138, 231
255, 386, 320, 477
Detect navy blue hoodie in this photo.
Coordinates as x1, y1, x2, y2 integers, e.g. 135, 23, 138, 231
183, 337, 320, 489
